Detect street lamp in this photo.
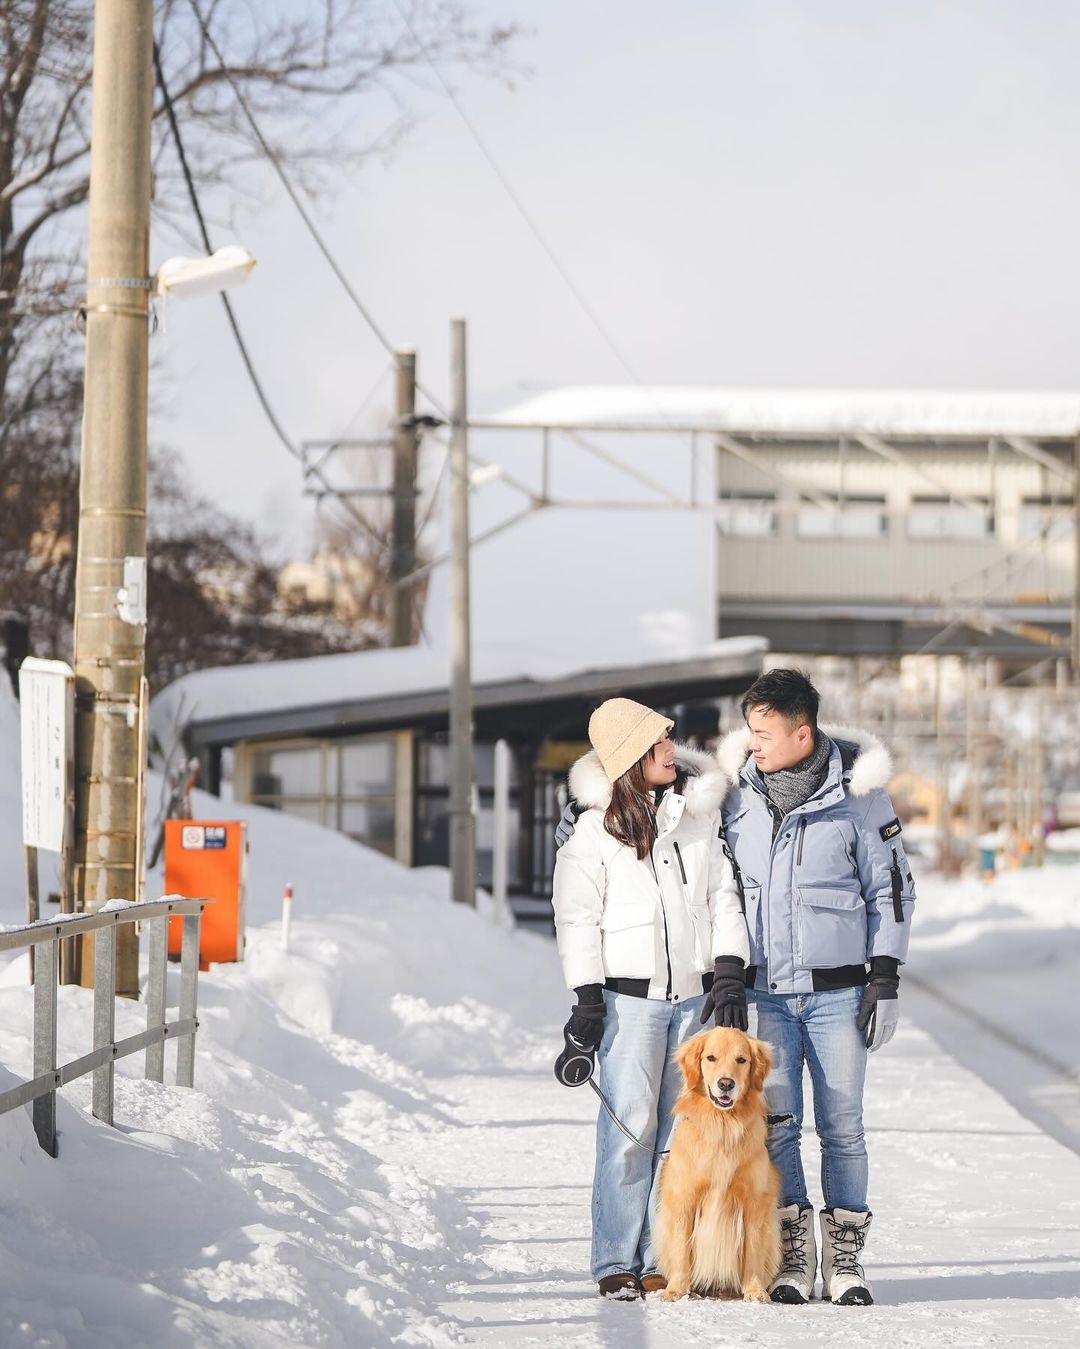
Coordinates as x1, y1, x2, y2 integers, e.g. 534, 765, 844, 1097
154, 244, 256, 299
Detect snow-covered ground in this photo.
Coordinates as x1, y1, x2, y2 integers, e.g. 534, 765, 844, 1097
1, 675, 1079, 1345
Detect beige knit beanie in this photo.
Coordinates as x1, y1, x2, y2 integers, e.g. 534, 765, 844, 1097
588, 698, 674, 784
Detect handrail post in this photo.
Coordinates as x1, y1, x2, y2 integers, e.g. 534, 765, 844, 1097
33, 933, 58, 1156
176, 912, 201, 1089
92, 919, 117, 1125
144, 907, 169, 1083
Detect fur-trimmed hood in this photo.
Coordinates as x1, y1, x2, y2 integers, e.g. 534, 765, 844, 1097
568, 742, 728, 818
714, 722, 893, 799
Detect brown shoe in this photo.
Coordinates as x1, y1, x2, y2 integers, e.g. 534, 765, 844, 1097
597, 1273, 642, 1300
639, 1274, 668, 1294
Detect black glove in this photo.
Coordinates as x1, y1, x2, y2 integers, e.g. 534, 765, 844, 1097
554, 800, 585, 850
699, 957, 748, 1030
554, 984, 605, 1087
566, 983, 605, 1049
855, 958, 900, 1052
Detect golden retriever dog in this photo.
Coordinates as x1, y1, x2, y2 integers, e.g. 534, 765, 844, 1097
655, 1027, 780, 1302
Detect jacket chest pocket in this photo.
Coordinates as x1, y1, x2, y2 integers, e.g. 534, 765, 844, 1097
600, 902, 655, 975
740, 879, 764, 963
795, 817, 858, 880
795, 887, 867, 969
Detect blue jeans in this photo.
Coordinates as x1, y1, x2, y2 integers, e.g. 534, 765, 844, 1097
591, 989, 707, 1280
750, 986, 869, 1212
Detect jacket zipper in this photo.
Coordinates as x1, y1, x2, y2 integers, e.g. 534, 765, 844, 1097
673, 841, 689, 885
650, 852, 674, 1000
890, 847, 905, 923
796, 818, 806, 865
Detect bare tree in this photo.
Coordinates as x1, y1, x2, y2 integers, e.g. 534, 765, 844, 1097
0, 1, 516, 660
1, 0, 517, 410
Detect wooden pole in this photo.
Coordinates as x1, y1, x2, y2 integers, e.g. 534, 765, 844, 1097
72, 0, 154, 997
389, 349, 418, 647
965, 657, 982, 859
935, 656, 949, 872
448, 318, 476, 906
1033, 688, 1046, 866
1074, 434, 1080, 676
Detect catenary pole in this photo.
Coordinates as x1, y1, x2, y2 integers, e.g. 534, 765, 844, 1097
390, 350, 419, 647
448, 319, 476, 906
71, 1, 155, 995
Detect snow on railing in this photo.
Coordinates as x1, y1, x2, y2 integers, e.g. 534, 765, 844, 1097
0, 896, 210, 1156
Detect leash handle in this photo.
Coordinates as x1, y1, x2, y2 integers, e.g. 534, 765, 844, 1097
554, 1027, 597, 1088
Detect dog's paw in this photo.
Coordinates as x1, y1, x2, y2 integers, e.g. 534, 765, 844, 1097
741, 1282, 769, 1303
660, 1285, 689, 1302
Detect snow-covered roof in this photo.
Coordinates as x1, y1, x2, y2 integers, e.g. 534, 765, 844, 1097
150, 636, 766, 746
479, 386, 1080, 438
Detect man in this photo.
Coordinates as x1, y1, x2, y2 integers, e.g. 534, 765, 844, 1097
714, 668, 914, 1306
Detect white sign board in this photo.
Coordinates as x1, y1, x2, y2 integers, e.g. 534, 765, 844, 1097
19, 658, 75, 852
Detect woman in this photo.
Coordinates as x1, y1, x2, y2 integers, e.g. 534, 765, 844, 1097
552, 697, 750, 1300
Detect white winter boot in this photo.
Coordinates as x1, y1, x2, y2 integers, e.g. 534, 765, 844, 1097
769, 1204, 817, 1304
819, 1207, 874, 1305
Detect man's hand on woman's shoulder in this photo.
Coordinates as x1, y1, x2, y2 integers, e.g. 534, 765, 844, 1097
555, 800, 586, 850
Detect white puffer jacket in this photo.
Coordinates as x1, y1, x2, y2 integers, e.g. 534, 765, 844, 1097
551, 744, 750, 1001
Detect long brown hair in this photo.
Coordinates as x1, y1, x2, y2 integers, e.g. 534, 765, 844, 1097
604, 745, 685, 860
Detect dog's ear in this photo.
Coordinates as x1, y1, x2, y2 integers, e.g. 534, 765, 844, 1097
674, 1034, 704, 1092
748, 1037, 772, 1093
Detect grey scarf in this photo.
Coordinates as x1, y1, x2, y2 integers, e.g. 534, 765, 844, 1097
760, 732, 833, 822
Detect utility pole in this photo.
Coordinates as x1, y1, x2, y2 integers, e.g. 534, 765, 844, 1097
71, 1, 155, 996
965, 656, 982, 863
390, 349, 419, 647
448, 318, 476, 906
1033, 685, 1046, 866
1074, 434, 1080, 675
934, 656, 949, 873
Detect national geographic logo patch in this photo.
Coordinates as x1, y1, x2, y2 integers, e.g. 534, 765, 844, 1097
880, 818, 903, 841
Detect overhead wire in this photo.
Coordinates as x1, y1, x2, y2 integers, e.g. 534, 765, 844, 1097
185, 0, 546, 529
185, 0, 448, 421
153, 35, 389, 554
152, 37, 299, 465
385, 0, 650, 393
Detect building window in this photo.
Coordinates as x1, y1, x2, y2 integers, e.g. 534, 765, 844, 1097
716, 493, 778, 537
1019, 496, 1073, 542
908, 495, 993, 540
416, 735, 521, 889
250, 743, 325, 817
796, 494, 887, 539
248, 733, 401, 857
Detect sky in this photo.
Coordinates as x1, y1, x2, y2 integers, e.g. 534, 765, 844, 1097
148, 0, 1080, 565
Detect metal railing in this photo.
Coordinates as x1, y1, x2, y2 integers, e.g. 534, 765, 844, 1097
0, 896, 210, 1156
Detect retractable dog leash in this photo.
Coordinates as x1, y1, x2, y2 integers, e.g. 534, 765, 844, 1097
554, 1028, 670, 1157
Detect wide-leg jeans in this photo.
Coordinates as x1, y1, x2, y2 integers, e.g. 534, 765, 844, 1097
750, 985, 869, 1213
591, 989, 706, 1281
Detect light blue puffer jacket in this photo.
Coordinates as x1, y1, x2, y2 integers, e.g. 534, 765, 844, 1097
716, 724, 915, 996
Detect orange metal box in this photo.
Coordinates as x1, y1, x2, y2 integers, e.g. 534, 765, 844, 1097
164, 820, 247, 968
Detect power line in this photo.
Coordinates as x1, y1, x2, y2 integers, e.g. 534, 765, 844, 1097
386, 0, 650, 392
186, 0, 448, 421
153, 39, 299, 464
153, 36, 389, 554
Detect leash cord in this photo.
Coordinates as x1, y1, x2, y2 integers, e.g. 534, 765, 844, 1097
588, 1079, 670, 1157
